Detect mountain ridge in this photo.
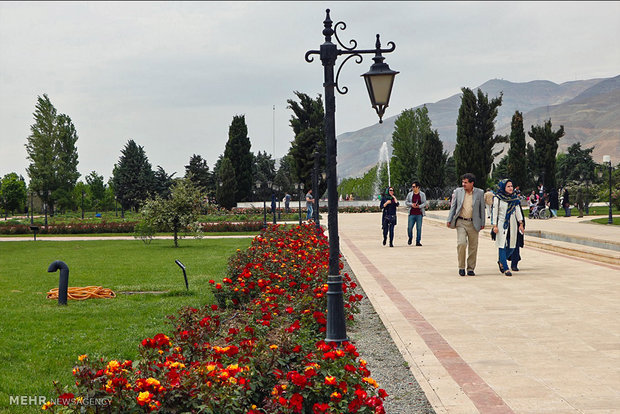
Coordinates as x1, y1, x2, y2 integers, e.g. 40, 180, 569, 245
337, 75, 619, 179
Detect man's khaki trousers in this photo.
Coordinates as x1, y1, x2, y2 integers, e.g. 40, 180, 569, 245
456, 219, 479, 271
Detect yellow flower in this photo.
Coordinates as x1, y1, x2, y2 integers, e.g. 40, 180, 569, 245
269, 344, 278, 350
41, 401, 54, 410
137, 391, 152, 405
78, 354, 88, 362
205, 363, 217, 372
146, 378, 161, 387
107, 360, 120, 370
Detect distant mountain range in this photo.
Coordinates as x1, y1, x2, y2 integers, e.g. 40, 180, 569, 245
337, 75, 620, 179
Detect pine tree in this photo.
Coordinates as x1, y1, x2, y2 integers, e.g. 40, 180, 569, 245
224, 115, 253, 203
216, 157, 237, 210
529, 119, 565, 189
454, 88, 505, 186
153, 166, 176, 199
287, 92, 326, 194
112, 140, 155, 212
253, 151, 276, 192
185, 154, 212, 192
25, 94, 80, 214
85, 171, 106, 214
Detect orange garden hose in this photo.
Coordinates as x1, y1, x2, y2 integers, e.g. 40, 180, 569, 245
46, 286, 116, 300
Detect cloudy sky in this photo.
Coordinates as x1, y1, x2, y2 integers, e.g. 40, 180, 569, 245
1, 1, 619, 182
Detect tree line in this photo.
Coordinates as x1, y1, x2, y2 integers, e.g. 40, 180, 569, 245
344, 87, 616, 200
1, 90, 617, 217
1, 91, 327, 216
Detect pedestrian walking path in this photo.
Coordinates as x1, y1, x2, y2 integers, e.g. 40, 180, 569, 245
338, 211, 620, 414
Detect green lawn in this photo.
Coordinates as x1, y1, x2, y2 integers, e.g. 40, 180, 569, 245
591, 216, 620, 225
0, 238, 251, 412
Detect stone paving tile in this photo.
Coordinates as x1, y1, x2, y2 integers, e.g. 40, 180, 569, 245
339, 211, 620, 414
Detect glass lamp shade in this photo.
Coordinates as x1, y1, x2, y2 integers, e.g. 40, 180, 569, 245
603, 155, 611, 164
362, 65, 398, 123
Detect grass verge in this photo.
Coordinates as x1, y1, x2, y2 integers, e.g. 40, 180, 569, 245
0, 238, 250, 412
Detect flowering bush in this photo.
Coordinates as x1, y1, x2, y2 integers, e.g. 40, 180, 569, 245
0, 220, 263, 235
46, 223, 386, 413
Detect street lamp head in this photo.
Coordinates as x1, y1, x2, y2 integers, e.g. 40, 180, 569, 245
603, 155, 611, 164
361, 34, 399, 123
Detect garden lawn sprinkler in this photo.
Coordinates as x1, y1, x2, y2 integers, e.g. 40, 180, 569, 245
47, 260, 69, 305
175, 260, 189, 290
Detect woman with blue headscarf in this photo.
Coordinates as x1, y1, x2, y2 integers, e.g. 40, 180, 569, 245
491, 179, 524, 276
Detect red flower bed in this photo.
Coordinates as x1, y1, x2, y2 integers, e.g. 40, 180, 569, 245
48, 224, 386, 413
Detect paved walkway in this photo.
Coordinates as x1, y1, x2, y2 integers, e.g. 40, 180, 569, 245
338, 211, 620, 414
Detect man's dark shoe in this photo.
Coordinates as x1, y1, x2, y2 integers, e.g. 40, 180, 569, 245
383, 237, 386, 246
511, 266, 519, 271
389, 242, 394, 247
416, 242, 422, 246
467, 270, 475, 276
408, 237, 412, 245
459, 269, 466, 277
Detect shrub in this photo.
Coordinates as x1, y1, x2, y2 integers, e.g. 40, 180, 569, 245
47, 224, 386, 413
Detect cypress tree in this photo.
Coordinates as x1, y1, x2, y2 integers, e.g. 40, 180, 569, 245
455, 88, 505, 186
224, 115, 253, 203
216, 157, 237, 210
506, 111, 527, 189
418, 128, 444, 190
529, 119, 565, 189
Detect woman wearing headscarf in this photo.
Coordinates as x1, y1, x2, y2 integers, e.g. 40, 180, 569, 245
380, 186, 399, 247
491, 179, 524, 277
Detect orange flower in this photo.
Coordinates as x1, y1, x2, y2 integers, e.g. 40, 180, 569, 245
324, 375, 337, 385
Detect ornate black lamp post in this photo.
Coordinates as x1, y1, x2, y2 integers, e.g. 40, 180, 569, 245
603, 155, 613, 224
306, 9, 398, 344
